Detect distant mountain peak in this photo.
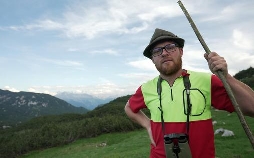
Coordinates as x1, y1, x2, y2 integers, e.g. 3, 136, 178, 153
55, 92, 114, 110
0, 89, 88, 126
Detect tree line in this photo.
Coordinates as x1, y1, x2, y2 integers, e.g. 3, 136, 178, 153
0, 95, 147, 158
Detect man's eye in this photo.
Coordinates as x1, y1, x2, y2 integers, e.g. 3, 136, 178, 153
165, 45, 174, 50
152, 48, 161, 54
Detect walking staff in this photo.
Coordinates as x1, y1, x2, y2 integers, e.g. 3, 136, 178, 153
177, 0, 254, 149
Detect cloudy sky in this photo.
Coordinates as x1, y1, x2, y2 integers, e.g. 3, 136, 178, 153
1, 0, 254, 98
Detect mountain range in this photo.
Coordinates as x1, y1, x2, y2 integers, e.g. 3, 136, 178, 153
55, 92, 114, 110
0, 90, 88, 126
1, 67, 253, 128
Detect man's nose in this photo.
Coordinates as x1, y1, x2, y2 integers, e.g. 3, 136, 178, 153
161, 48, 169, 56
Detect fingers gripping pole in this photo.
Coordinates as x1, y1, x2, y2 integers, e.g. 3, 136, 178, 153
177, 0, 254, 149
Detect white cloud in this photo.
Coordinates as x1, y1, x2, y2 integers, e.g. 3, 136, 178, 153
182, 48, 210, 73
7, 20, 64, 31
67, 48, 79, 52
28, 83, 136, 99
28, 88, 37, 93
28, 87, 56, 96
25, 20, 64, 30
119, 72, 157, 79
90, 49, 118, 55
3, 86, 19, 92
138, 5, 181, 21
232, 29, 253, 50
118, 72, 158, 87
128, 58, 156, 71
120, 22, 149, 34
3, 0, 184, 39
195, 1, 254, 23
39, 58, 84, 67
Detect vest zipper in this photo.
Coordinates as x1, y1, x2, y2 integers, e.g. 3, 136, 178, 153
170, 86, 173, 101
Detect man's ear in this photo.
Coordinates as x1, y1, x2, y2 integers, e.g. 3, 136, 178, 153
179, 48, 183, 56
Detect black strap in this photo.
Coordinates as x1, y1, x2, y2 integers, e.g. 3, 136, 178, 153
183, 73, 191, 90
183, 73, 191, 134
157, 76, 165, 134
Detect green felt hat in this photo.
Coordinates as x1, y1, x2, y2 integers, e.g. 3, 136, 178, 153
143, 28, 185, 58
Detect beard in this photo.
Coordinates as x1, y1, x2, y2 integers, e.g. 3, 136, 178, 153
155, 56, 182, 76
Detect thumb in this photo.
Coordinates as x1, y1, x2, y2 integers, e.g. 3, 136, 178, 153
204, 53, 209, 61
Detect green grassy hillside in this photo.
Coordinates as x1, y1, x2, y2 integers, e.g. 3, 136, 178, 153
21, 109, 254, 158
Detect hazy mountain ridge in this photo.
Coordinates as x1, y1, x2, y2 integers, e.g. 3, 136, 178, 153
0, 67, 253, 128
55, 92, 114, 110
0, 90, 88, 126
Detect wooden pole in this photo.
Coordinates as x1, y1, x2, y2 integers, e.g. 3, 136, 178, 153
177, 0, 254, 149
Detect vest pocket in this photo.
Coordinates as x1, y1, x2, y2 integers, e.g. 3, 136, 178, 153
183, 88, 206, 116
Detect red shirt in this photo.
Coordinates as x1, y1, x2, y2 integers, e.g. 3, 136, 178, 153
129, 75, 234, 158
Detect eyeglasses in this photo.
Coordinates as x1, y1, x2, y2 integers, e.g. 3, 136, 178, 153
151, 43, 179, 57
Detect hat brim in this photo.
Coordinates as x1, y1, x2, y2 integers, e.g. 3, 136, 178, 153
143, 36, 185, 58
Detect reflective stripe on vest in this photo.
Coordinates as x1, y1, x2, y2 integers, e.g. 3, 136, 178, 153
141, 70, 212, 122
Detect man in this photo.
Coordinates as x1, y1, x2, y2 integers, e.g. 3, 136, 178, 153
124, 28, 254, 158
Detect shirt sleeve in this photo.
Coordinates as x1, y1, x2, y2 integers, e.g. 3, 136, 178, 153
211, 74, 235, 112
128, 86, 147, 113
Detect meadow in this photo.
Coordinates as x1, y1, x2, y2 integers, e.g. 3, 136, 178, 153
21, 109, 254, 158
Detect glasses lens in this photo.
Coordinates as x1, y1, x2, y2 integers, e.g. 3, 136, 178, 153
165, 44, 177, 53
151, 48, 162, 57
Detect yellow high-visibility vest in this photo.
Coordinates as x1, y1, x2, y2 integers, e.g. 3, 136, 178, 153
141, 70, 212, 122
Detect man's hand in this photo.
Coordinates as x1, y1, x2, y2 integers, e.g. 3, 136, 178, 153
204, 52, 228, 77
147, 126, 156, 147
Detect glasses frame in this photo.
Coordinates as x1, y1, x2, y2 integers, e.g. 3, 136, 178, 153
151, 43, 179, 57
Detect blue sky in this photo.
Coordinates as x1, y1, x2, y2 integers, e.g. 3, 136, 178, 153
1, 0, 254, 98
